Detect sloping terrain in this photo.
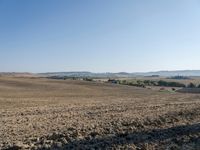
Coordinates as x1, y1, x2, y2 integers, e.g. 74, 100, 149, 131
1, 77, 200, 149
38, 70, 200, 77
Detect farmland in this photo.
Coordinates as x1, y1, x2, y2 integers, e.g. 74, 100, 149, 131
1, 77, 200, 149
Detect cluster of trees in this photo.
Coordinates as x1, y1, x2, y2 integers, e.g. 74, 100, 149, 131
148, 80, 200, 88
157, 80, 185, 87
63, 76, 94, 81
118, 80, 148, 88
48, 76, 94, 81
114, 79, 200, 89
168, 76, 190, 80
118, 79, 186, 88
187, 83, 200, 88
122, 80, 146, 87
64, 76, 78, 80
83, 77, 93, 81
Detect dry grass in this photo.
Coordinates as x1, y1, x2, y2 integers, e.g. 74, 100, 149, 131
1, 77, 200, 149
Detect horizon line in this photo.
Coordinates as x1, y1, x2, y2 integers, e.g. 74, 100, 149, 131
0, 69, 200, 74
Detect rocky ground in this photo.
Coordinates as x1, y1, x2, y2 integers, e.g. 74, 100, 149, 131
1, 77, 200, 150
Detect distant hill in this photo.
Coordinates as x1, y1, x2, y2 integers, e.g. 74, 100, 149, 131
38, 70, 200, 78
1, 70, 200, 78
0, 72, 37, 77
134, 70, 200, 77
38, 72, 133, 78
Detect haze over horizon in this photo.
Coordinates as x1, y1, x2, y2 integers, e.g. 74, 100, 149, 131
1, 0, 200, 73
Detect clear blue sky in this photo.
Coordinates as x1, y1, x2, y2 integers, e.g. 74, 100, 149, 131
0, 0, 200, 73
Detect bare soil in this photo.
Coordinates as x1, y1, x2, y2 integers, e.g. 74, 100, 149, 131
1, 77, 200, 150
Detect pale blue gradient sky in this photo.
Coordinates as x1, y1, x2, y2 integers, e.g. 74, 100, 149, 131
0, 0, 200, 73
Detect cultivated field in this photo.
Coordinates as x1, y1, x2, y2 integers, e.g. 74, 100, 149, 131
1, 77, 200, 150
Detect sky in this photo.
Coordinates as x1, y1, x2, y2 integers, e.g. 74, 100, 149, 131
0, 0, 200, 73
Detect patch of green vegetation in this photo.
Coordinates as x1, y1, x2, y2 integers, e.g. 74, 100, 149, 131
111, 79, 189, 88
157, 80, 185, 87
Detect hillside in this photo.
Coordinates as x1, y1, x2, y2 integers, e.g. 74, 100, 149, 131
39, 70, 200, 78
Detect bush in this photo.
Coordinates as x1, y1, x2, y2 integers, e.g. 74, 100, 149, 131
83, 78, 93, 81
144, 80, 154, 86
172, 88, 176, 91
120, 80, 127, 85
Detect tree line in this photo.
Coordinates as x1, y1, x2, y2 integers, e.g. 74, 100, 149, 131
109, 79, 200, 88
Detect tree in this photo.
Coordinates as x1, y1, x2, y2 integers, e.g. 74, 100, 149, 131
187, 83, 196, 88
